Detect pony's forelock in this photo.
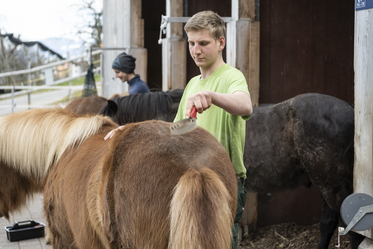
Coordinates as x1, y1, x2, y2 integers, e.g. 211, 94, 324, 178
0, 107, 113, 181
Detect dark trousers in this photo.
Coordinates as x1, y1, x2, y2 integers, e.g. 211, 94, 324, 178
231, 177, 247, 249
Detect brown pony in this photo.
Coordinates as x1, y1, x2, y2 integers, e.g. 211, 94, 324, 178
0, 107, 237, 249
65, 96, 108, 115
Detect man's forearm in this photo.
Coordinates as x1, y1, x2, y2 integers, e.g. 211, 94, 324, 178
211, 91, 252, 116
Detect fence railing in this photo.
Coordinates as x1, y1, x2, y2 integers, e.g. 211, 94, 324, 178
0, 85, 102, 113
0, 49, 103, 114
0, 50, 102, 79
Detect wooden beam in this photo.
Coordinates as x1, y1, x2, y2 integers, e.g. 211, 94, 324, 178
162, 0, 187, 91
235, 20, 260, 107
228, 0, 260, 238
102, 0, 147, 98
240, 0, 257, 20
131, 0, 144, 48
354, 7, 373, 239
226, 0, 260, 106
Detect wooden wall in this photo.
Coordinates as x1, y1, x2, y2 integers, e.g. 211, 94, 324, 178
256, 0, 356, 228
102, 0, 147, 98
142, 0, 355, 103
259, 0, 355, 105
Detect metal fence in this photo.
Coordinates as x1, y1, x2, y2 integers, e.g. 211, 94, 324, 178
0, 49, 103, 113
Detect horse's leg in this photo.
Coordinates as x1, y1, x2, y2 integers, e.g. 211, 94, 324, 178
349, 231, 365, 249
45, 226, 53, 245
317, 198, 338, 249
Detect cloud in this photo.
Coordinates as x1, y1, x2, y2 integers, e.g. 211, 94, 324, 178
0, 0, 101, 41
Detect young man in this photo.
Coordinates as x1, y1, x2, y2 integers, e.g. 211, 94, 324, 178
112, 52, 150, 95
173, 10, 253, 249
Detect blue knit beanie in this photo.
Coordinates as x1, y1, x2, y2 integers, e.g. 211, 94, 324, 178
112, 52, 136, 73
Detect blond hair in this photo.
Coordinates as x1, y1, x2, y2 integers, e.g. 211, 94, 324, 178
184, 10, 226, 40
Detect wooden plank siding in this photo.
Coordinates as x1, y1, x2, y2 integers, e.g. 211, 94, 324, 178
256, 0, 355, 228
141, 0, 354, 102
354, 7, 373, 240
259, 0, 355, 104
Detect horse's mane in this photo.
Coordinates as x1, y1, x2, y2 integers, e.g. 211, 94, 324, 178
102, 89, 184, 124
0, 107, 114, 181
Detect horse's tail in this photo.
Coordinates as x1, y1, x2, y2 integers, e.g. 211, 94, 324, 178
168, 168, 234, 249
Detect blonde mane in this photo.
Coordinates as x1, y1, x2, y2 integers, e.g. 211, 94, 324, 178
0, 107, 114, 181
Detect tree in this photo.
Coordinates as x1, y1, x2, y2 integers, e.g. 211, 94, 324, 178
0, 32, 58, 87
0, 31, 27, 86
74, 0, 103, 47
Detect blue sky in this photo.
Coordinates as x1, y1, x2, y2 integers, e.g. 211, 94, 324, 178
0, 0, 102, 42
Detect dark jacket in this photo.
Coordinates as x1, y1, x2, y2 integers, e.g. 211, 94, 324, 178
128, 74, 150, 95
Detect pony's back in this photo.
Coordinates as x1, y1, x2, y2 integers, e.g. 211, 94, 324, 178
105, 120, 236, 248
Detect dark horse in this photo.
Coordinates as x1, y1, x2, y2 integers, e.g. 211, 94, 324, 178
243, 93, 364, 249
100, 91, 363, 249
98, 89, 183, 123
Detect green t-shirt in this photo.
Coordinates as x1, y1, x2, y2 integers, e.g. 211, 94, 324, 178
174, 64, 250, 178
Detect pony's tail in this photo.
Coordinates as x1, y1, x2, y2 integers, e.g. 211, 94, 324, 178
168, 168, 234, 249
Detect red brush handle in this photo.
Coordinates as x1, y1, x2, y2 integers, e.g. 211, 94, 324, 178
190, 106, 197, 119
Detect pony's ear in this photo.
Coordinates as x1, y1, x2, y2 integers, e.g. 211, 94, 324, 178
99, 100, 118, 118
106, 100, 118, 116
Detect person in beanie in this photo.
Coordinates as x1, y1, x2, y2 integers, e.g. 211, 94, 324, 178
112, 52, 150, 95
173, 10, 252, 249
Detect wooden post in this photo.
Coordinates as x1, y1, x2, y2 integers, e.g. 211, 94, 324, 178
27, 61, 31, 109
99, 52, 103, 95
161, 0, 186, 91
11, 85, 14, 113
102, 0, 147, 98
226, 0, 260, 239
226, 0, 260, 107
67, 52, 72, 100
354, 1, 373, 241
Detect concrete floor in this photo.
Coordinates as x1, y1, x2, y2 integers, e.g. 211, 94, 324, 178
0, 194, 51, 249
